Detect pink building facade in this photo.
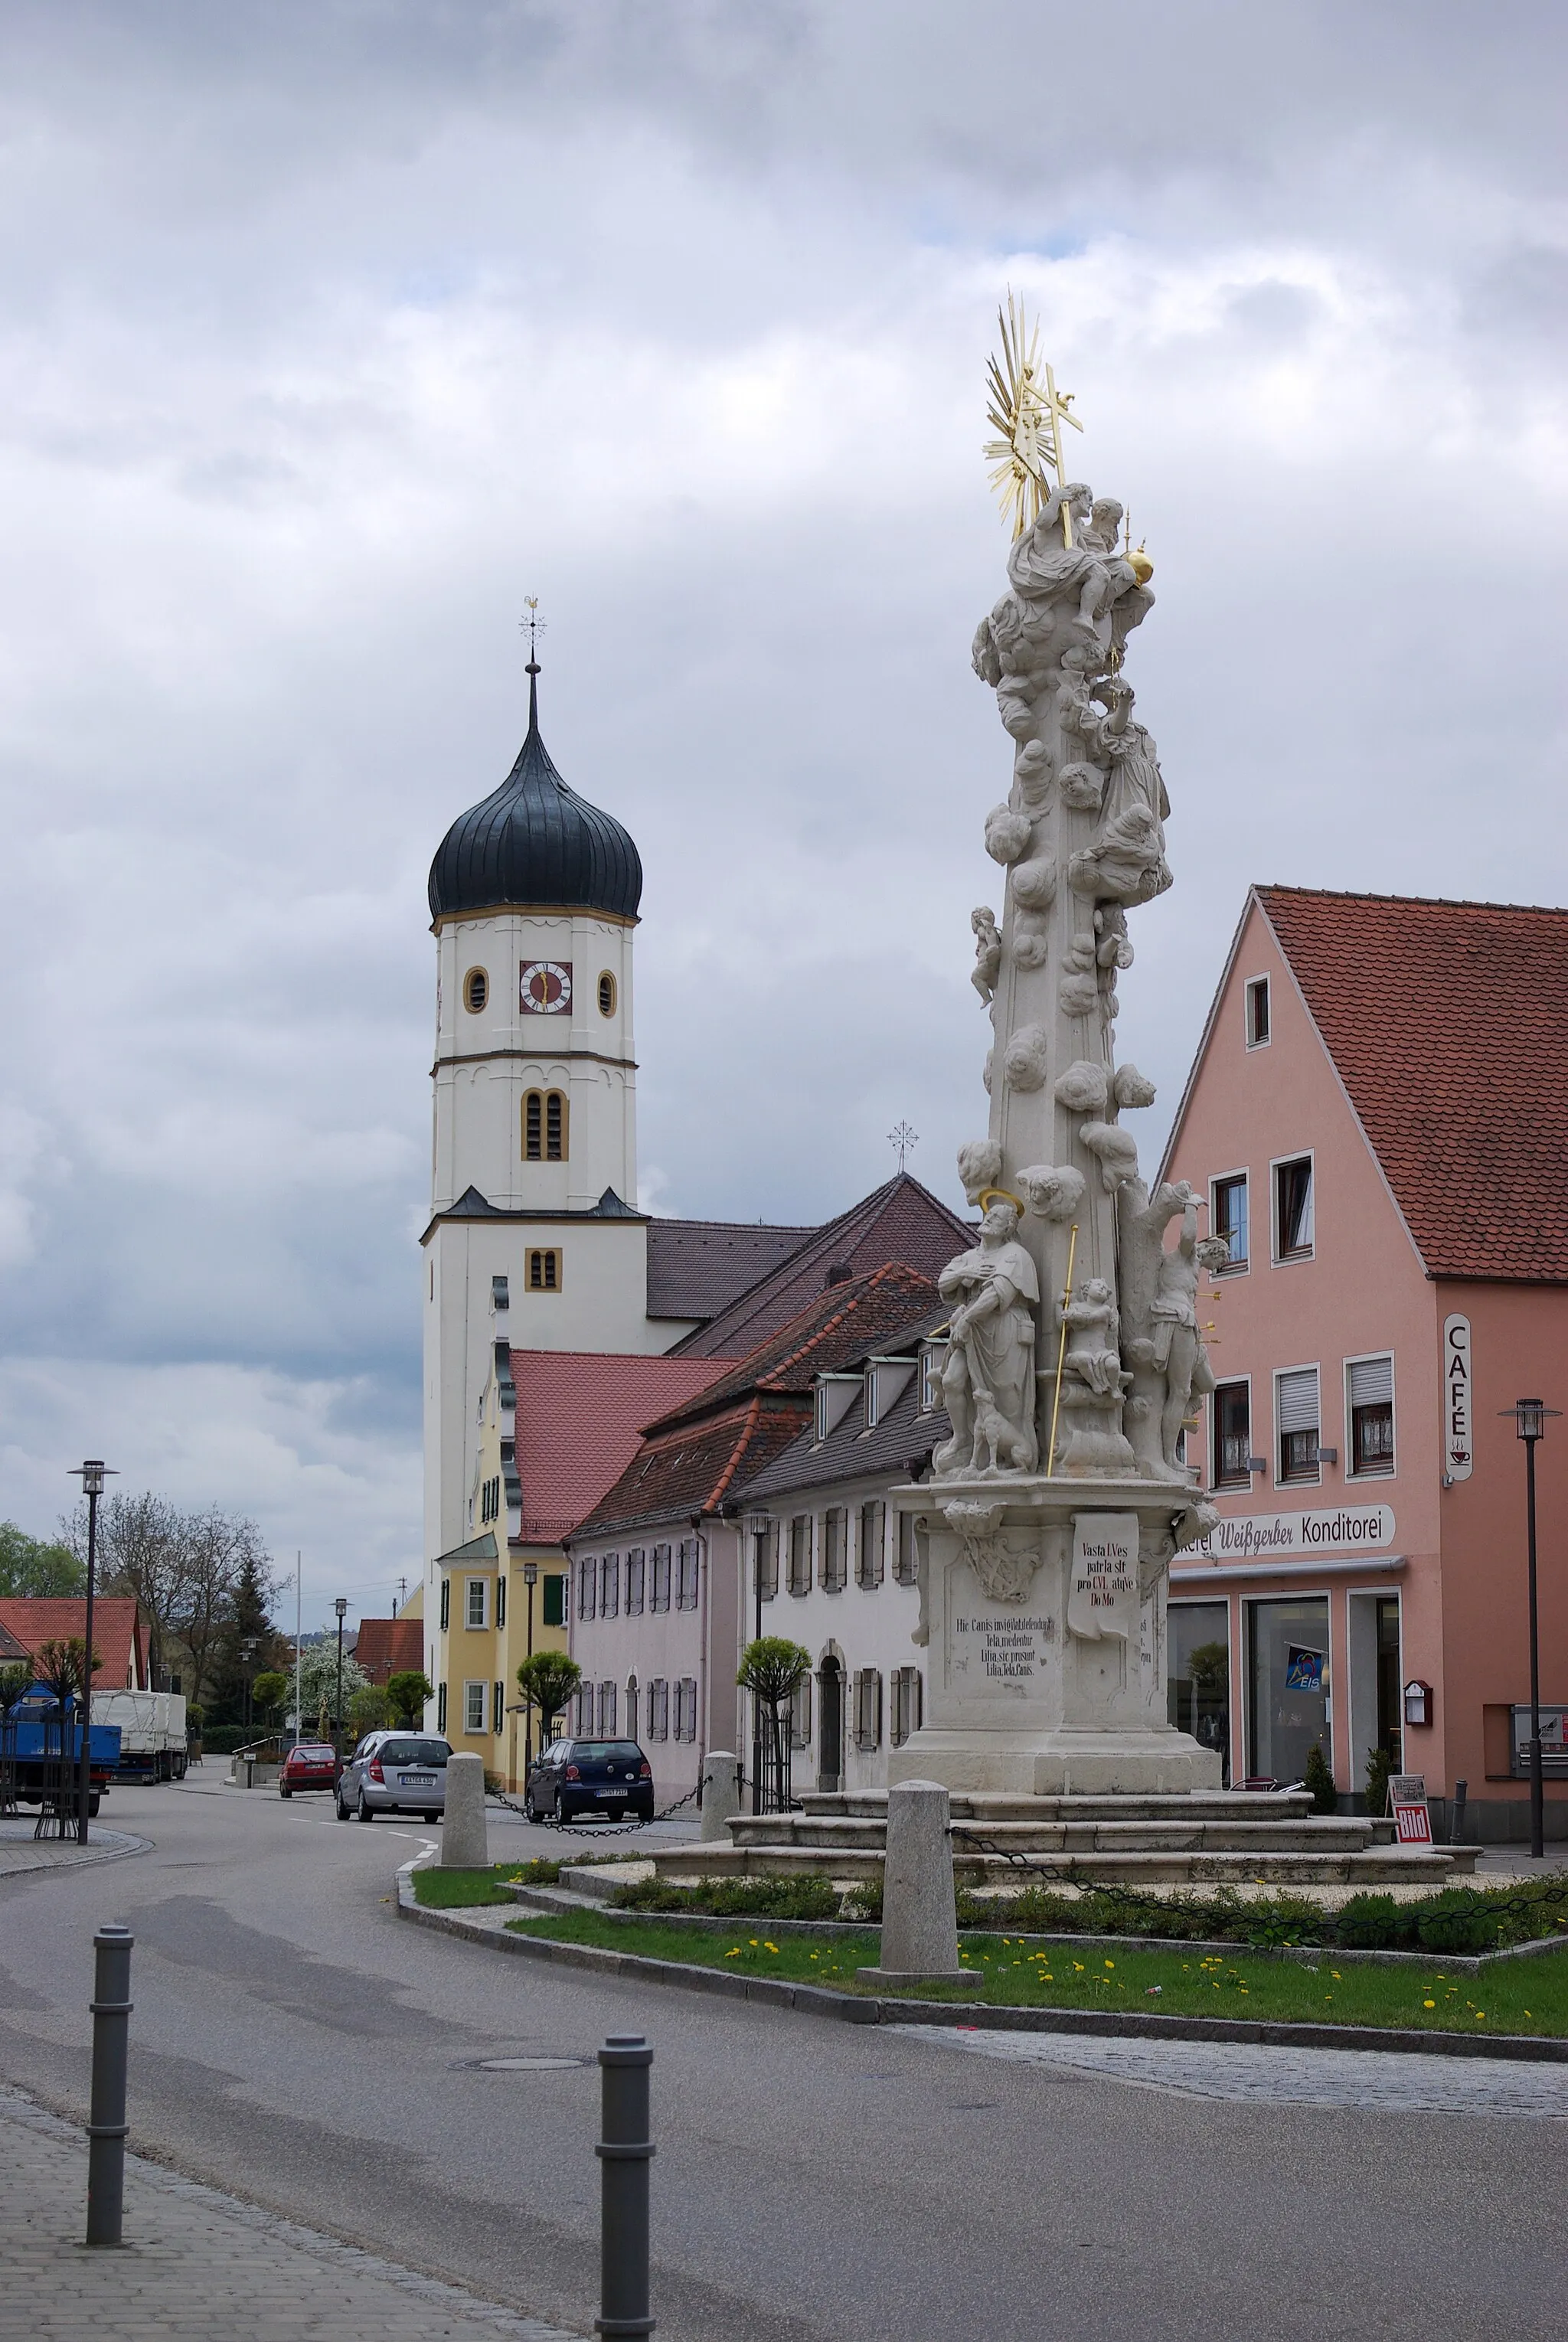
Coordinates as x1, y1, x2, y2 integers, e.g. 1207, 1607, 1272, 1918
1163, 887, 1568, 1841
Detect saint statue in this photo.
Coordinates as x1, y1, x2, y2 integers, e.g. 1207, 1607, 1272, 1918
1149, 1186, 1233, 1469
935, 1198, 1040, 1475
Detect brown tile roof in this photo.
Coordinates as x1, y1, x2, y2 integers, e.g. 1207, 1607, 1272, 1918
0, 1596, 149, 1689
511, 1350, 736, 1543
645, 1217, 815, 1321
1257, 886, 1568, 1282
670, 1174, 970, 1358
350, 1617, 424, 1684
573, 1262, 942, 1540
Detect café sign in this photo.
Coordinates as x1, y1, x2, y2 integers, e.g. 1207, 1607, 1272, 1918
1186, 1504, 1395, 1561
1442, 1313, 1472, 1480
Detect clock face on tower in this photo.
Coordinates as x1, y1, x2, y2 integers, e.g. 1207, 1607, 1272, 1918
520, 960, 572, 1014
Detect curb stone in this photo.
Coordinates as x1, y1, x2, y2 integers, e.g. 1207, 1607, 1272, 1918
395, 1864, 1568, 2065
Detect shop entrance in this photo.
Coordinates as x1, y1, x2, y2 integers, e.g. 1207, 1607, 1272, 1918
1168, 1601, 1230, 1783
1248, 1597, 1330, 1786
1374, 1596, 1403, 1772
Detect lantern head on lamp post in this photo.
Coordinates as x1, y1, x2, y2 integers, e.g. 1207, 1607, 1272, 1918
1500, 1398, 1561, 1859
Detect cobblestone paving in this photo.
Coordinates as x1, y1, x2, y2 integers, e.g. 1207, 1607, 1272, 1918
0, 1818, 149, 1879
0, 2088, 586, 2342
893, 2024, 1568, 2119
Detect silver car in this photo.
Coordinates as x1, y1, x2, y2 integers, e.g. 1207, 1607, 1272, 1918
336, 1730, 451, 1822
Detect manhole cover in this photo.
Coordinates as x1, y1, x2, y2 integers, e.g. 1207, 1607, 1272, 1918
451, 2054, 587, 2072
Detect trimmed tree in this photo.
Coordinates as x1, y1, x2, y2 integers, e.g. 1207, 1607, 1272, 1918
386, 1669, 435, 1728
515, 1651, 583, 1748
737, 1636, 811, 1811
348, 1684, 390, 1739
251, 1670, 289, 1726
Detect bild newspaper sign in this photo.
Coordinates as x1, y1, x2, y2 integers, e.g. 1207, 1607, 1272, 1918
1185, 1505, 1395, 1562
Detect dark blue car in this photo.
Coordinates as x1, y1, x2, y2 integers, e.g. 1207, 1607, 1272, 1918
524, 1737, 652, 1824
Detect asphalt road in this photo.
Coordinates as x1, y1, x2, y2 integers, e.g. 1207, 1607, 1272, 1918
0, 1782, 1562, 2342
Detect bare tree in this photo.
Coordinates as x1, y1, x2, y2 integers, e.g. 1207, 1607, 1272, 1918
63, 1493, 191, 1687
177, 1507, 276, 1711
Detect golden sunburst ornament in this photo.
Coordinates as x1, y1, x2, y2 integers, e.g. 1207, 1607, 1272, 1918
983, 293, 1084, 540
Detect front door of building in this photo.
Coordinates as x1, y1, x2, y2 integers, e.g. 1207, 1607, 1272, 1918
1248, 1597, 1330, 1786
818, 1658, 843, 1792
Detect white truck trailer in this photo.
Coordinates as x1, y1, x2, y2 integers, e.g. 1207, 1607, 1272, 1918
90, 1690, 188, 1782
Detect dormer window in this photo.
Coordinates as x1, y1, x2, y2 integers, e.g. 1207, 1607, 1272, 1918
813, 1374, 861, 1443
863, 1354, 916, 1432
920, 1342, 946, 1413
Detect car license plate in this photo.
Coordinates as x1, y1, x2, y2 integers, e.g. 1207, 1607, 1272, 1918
599, 1787, 628, 1798
400, 1774, 436, 1787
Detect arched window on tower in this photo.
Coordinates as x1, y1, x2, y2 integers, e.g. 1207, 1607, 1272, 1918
523, 1089, 569, 1162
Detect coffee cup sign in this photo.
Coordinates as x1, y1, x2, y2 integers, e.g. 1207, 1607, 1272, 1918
1067, 1512, 1138, 1641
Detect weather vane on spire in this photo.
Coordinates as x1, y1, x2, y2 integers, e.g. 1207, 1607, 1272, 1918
983, 292, 1084, 545
521, 596, 546, 671
889, 1120, 919, 1174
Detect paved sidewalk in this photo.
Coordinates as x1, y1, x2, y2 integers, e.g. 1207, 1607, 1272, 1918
0, 2088, 586, 2342
0, 1817, 150, 1880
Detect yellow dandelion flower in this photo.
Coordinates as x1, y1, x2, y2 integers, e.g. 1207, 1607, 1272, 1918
1423, 1999, 1435, 2008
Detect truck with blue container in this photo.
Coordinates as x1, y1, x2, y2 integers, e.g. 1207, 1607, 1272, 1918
1, 1684, 121, 1816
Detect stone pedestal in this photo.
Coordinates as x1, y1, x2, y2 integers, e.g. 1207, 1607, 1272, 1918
887, 1475, 1220, 1798
858, 1779, 961, 1984
440, 1750, 489, 1867
699, 1750, 743, 1841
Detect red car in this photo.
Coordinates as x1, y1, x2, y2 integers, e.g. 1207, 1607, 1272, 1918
279, 1742, 339, 1798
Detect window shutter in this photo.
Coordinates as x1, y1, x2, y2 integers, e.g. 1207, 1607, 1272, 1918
1277, 1367, 1319, 1432
1349, 1356, 1393, 1408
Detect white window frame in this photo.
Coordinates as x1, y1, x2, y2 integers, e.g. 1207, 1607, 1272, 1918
1273, 1361, 1322, 1489
1210, 1373, 1255, 1492
462, 1679, 486, 1735
465, 1577, 488, 1629
1209, 1168, 1250, 1276
1244, 973, 1271, 1050
1344, 1351, 1397, 1481
920, 1342, 946, 1413
1269, 1148, 1315, 1266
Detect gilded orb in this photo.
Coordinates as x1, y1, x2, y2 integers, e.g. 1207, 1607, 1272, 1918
1127, 544, 1154, 586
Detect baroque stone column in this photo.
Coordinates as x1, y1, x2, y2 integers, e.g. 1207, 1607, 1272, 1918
890, 481, 1225, 1798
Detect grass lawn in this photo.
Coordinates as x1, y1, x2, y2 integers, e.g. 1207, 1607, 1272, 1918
411, 1859, 568, 1907
501, 1909, 1568, 2039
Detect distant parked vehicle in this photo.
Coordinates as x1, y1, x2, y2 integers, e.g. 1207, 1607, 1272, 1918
335, 1731, 451, 1823
91, 1690, 188, 1784
278, 1743, 338, 1798
524, 1738, 652, 1824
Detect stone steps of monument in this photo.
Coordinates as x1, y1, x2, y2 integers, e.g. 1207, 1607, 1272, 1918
651, 1843, 1478, 1889
795, 1791, 1317, 1825
727, 1815, 1374, 1855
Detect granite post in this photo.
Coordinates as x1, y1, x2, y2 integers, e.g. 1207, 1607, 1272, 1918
440, 1750, 489, 1867
699, 1750, 743, 1842
858, 1780, 960, 1984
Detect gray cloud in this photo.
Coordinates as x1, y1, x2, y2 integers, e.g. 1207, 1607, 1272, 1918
0, 1, 1563, 1605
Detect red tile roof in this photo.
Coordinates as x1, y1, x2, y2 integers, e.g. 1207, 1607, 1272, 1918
670, 1174, 970, 1358
511, 1351, 736, 1543
574, 1262, 941, 1539
1257, 886, 1568, 1281
351, 1618, 424, 1684
0, 1597, 149, 1689
645, 1217, 815, 1321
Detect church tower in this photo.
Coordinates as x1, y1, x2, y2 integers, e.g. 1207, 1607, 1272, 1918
422, 650, 672, 1569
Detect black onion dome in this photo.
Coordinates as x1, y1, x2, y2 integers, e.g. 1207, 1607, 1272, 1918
428, 670, 642, 923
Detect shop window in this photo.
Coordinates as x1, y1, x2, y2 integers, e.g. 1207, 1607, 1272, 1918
648, 1678, 669, 1741
894, 1511, 919, 1586
523, 1090, 569, 1164
626, 1548, 645, 1615
466, 1577, 488, 1629
1213, 1381, 1253, 1489
463, 967, 488, 1014
542, 1573, 566, 1628
753, 1521, 779, 1603
599, 1553, 619, 1618
787, 1515, 812, 1596
890, 1665, 923, 1747
1247, 1598, 1330, 1786
1349, 1355, 1395, 1476
1212, 1174, 1249, 1270
1273, 1155, 1314, 1261
1245, 975, 1270, 1048
527, 1248, 562, 1292
1276, 1366, 1321, 1484
1168, 1601, 1230, 1781
577, 1554, 596, 1622
462, 1680, 485, 1735
857, 1501, 885, 1588
650, 1543, 671, 1614
820, 1508, 848, 1593
676, 1537, 701, 1610
853, 1668, 883, 1752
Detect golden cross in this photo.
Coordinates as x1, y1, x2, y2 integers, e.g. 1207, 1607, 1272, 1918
1040, 361, 1084, 546
983, 296, 1086, 543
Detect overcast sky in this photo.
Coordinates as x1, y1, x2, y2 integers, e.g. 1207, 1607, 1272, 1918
1, 2, 1563, 1627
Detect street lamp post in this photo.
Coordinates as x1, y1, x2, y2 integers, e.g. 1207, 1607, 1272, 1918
68, 1459, 116, 1846
745, 1515, 769, 1814
522, 1563, 538, 1774
334, 1598, 348, 1762
239, 1635, 259, 1734
1501, 1398, 1561, 1861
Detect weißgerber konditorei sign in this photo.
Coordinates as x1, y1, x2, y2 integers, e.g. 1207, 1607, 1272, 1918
1185, 1505, 1395, 1561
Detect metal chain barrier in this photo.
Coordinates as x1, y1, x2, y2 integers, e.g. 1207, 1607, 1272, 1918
492, 1778, 701, 1838
949, 1826, 1568, 1949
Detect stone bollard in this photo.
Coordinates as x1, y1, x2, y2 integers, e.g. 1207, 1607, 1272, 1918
440, 1751, 489, 1868
86, 1922, 133, 2248
698, 1750, 743, 1842
857, 1779, 960, 1985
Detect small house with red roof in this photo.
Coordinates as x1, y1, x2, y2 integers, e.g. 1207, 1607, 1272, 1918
1161, 886, 1568, 1841
0, 1597, 151, 1692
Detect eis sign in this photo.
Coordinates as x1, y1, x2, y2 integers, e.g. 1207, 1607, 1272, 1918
1442, 1314, 1472, 1481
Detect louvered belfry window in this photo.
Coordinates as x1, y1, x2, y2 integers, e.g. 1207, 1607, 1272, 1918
1277, 1367, 1321, 1483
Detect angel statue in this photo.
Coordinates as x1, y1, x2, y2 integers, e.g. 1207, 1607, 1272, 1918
935, 1198, 1040, 1475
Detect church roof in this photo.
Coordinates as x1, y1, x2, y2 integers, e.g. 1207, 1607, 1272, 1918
667, 1174, 971, 1358
427, 669, 642, 926
509, 1350, 736, 1545
645, 1215, 816, 1322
